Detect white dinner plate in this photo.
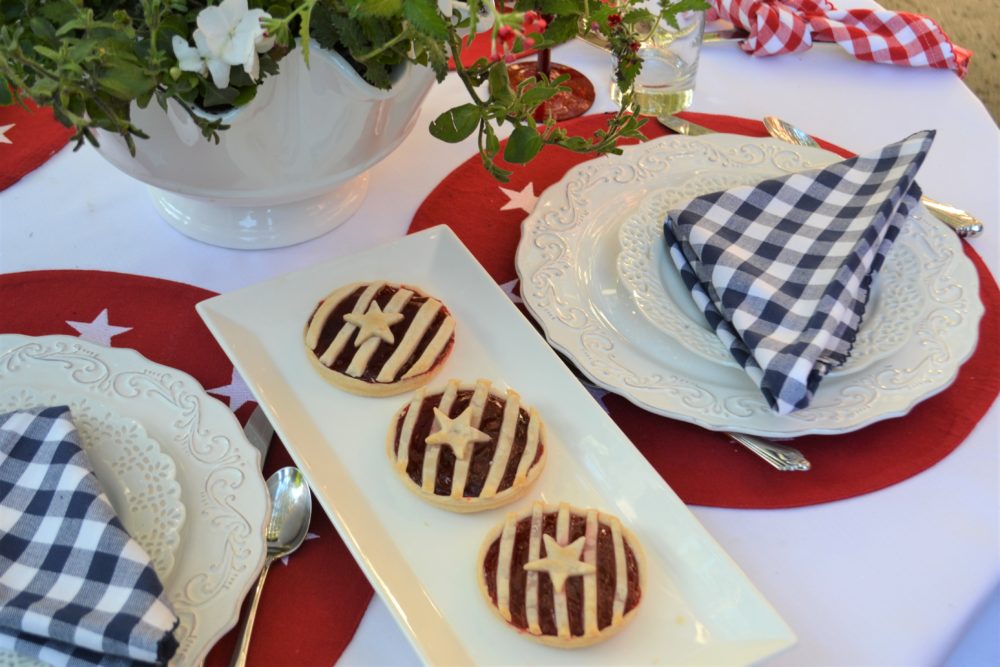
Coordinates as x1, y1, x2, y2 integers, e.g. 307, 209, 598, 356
0, 335, 269, 666
516, 134, 983, 437
197, 225, 796, 666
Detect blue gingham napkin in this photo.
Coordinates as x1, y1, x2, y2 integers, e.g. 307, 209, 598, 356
664, 130, 935, 414
0, 406, 179, 666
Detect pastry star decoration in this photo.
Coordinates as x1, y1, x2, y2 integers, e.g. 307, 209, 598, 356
523, 534, 596, 593
424, 406, 491, 460
0, 124, 14, 145
343, 302, 404, 346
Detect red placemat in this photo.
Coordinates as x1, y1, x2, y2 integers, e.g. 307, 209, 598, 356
0, 99, 74, 191
0, 270, 374, 666
449, 30, 537, 69
409, 111, 1000, 509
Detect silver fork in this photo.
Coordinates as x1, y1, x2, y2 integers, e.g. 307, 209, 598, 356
762, 115, 984, 239
561, 356, 811, 472
244, 404, 274, 469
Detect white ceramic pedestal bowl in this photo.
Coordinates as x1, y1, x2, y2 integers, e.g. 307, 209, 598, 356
96, 43, 435, 249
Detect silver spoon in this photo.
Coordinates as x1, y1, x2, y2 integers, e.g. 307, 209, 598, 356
762, 115, 984, 239
229, 467, 313, 667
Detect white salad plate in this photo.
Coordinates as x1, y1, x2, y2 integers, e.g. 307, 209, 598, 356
516, 134, 983, 437
197, 225, 796, 667
0, 335, 269, 666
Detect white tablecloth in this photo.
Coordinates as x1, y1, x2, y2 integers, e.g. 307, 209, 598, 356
1, 2, 998, 664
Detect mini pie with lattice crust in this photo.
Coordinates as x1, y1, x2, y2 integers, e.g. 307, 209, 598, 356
386, 378, 546, 512
477, 501, 644, 648
305, 281, 455, 397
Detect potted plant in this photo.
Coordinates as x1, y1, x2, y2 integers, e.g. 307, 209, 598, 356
0, 0, 706, 247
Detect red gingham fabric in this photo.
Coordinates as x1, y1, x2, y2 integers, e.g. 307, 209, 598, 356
709, 0, 970, 76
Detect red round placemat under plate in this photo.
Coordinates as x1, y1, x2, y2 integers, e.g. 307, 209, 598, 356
0, 270, 374, 666
0, 99, 75, 191
409, 111, 1000, 509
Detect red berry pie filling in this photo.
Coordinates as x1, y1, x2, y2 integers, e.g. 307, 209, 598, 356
387, 379, 546, 512
477, 501, 644, 647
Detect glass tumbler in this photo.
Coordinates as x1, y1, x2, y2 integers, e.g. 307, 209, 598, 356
610, 9, 706, 116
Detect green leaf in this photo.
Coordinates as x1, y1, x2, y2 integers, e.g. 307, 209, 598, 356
503, 124, 543, 163
200, 83, 239, 108
519, 83, 560, 108
428, 103, 481, 142
538, 0, 583, 14
232, 85, 258, 107
537, 14, 580, 47
403, 0, 448, 40
28, 17, 58, 44
30, 44, 62, 62
487, 62, 514, 106
484, 123, 500, 156
267, 3, 292, 18
96, 56, 156, 101
355, 0, 403, 17
30, 78, 59, 97
623, 9, 655, 25
659, 0, 709, 29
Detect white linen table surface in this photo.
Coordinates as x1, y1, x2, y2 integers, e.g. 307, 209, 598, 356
1, 1, 997, 664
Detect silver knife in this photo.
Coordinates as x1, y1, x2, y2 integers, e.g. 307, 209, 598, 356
243, 405, 274, 470
656, 114, 715, 136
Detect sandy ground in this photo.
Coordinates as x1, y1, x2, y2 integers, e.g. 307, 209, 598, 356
882, 0, 999, 124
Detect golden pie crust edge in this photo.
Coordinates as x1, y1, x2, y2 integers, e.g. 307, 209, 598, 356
385, 380, 547, 513
304, 281, 455, 398
475, 501, 646, 648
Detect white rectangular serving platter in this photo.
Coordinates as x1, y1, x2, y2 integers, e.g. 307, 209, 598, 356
197, 225, 796, 666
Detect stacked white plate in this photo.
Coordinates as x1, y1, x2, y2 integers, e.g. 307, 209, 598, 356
515, 134, 983, 437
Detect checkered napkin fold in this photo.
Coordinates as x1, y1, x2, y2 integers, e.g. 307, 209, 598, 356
709, 0, 971, 76
663, 130, 935, 414
0, 406, 179, 666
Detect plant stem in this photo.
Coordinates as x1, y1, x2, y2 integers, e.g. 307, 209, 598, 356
448, 31, 484, 106
355, 30, 411, 62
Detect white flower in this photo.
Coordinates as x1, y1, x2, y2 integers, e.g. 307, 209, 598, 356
174, 0, 273, 90
172, 35, 207, 76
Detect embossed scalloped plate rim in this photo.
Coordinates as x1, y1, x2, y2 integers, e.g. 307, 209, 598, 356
197, 225, 797, 667
0, 335, 269, 666
514, 134, 984, 438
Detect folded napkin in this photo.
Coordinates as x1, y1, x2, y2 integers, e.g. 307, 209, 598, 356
0, 406, 179, 666
709, 0, 971, 76
664, 130, 934, 414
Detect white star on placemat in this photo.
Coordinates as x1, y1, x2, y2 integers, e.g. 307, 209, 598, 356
66, 309, 132, 346
499, 278, 522, 304
281, 532, 320, 566
499, 182, 538, 214
0, 124, 14, 145
207, 369, 255, 412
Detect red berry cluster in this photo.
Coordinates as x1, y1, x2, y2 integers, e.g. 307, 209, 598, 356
495, 10, 548, 61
